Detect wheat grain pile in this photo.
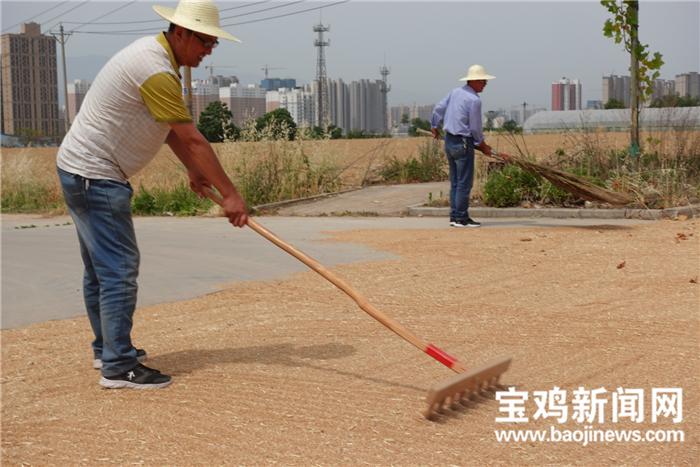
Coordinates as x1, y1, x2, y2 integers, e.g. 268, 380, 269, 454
2, 218, 698, 465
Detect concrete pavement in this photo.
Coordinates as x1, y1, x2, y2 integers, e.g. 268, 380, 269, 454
274, 182, 450, 216
2, 213, 651, 329
273, 181, 698, 220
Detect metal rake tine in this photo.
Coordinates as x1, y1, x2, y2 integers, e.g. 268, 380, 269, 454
424, 357, 512, 419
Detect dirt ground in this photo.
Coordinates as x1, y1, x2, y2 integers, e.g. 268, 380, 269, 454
2, 219, 698, 465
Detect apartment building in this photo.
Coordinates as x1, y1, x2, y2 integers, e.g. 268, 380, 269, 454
1, 22, 60, 140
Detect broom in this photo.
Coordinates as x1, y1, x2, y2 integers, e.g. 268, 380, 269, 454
416, 128, 632, 206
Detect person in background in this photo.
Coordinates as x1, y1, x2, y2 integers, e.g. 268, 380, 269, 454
56, 0, 247, 389
431, 64, 498, 228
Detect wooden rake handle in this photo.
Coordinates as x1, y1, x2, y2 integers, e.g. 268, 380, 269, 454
204, 188, 467, 373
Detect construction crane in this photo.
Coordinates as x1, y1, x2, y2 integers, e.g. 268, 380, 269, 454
261, 64, 285, 79
204, 63, 237, 79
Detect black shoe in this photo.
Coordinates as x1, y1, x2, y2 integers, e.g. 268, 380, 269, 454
451, 218, 481, 228
100, 363, 172, 389
450, 217, 456, 226
93, 348, 147, 370
465, 217, 481, 227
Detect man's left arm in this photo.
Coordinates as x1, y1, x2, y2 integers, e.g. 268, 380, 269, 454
470, 99, 492, 155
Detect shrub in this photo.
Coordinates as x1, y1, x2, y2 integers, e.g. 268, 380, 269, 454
483, 165, 540, 207
379, 139, 446, 183
131, 184, 211, 216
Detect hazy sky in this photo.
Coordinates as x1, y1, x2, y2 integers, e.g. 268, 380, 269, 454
2, 0, 698, 112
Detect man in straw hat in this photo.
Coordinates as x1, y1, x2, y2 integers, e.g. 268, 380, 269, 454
56, 0, 245, 389
431, 64, 499, 228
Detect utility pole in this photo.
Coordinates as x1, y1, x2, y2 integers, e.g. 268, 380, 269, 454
313, 22, 330, 128
183, 66, 192, 117
522, 101, 527, 125
51, 23, 71, 134
379, 62, 391, 133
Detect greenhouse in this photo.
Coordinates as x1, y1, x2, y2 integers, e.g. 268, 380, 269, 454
523, 107, 700, 133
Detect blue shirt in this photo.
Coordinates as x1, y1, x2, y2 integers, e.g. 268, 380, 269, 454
431, 84, 484, 145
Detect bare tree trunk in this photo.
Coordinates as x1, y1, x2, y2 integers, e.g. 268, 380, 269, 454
629, 1, 640, 157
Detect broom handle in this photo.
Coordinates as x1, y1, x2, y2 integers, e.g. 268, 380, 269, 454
204, 188, 466, 373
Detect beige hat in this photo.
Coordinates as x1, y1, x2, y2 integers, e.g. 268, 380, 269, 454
458, 64, 496, 81
153, 0, 241, 42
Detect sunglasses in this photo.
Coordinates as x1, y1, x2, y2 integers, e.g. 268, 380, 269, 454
189, 30, 218, 49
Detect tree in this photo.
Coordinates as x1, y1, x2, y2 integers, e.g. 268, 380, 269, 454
327, 124, 343, 139
197, 101, 238, 142
501, 120, 521, 134
604, 98, 626, 109
601, 0, 664, 155
309, 126, 325, 139
650, 94, 700, 108
400, 113, 410, 125
18, 128, 43, 147
255, 108, 297, 140
305, 124, 343, 140
408, 117, 431, 137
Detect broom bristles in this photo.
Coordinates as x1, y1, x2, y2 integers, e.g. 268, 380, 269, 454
508, 156, 632, 206
415, 129, 632, 206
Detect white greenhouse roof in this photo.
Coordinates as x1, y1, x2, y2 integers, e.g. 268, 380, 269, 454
523, 107, 700, 133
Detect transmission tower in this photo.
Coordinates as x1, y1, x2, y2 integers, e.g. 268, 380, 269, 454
379, 63, 391, 132
313, 22, 330, 128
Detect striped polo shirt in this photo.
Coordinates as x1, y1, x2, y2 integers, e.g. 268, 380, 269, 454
57, 33, 192, 182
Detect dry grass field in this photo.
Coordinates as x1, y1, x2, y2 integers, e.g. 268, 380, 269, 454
0, 131, 651, 210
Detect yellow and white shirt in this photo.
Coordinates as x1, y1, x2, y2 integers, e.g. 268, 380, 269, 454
57, 33, 192, 182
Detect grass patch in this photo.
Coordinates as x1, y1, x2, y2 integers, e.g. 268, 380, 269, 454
424, 191, 450, 207
1, 182, 64, 213
379, 138, 447, 183
233, 134, 341, 207
131, 184, 212, 216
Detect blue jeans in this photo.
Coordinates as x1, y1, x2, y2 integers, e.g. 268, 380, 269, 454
444, 133, 475, 222
58, 167, 141, 377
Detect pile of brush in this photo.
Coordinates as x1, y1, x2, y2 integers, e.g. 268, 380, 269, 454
417, 128, 632, 206
488, 152, 632, 206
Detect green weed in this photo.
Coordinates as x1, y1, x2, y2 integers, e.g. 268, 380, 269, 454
131, 184, 212, 216
379, 139, 446, 183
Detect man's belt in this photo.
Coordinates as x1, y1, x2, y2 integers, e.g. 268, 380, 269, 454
446, 132, 472, 139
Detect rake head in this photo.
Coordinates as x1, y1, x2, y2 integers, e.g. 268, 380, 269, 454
424, 356, 512, 419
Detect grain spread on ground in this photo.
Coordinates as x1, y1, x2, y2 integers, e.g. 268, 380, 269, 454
2, 220, 698, 464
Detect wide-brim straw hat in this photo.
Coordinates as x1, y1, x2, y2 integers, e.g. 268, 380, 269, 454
458, 64, 495, 81
153, 0, 241, 42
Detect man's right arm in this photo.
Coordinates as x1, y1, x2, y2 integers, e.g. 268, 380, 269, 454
430, 94, 449, 139
166, 124, 248, 227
